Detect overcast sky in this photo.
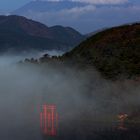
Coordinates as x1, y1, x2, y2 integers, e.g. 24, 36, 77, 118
0, 0, 139, 11
0, 0, 140, 33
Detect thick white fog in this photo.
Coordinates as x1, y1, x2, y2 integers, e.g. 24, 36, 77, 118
0, 54, 140, 140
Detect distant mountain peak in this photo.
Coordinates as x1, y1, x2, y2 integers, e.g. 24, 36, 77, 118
12, 0, 87, 14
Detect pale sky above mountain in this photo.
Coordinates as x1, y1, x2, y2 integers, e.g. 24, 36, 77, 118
0, 0, 140, 33
34, 0, 128, 4
0, 0, 139, 11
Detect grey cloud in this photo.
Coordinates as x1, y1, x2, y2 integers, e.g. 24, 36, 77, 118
21, 4, 140, 33
38, 0, 128, 4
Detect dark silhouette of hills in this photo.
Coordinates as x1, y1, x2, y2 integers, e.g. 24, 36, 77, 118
0, 15, 85, 52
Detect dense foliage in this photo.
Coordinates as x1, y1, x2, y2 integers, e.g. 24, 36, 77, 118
63, 23, 140, 79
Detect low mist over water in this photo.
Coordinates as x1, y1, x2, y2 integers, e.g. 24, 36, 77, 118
0, 54, 140, 140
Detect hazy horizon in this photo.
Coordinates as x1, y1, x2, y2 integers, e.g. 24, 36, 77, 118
0, 1, 140, 139
0, 0, 140, 33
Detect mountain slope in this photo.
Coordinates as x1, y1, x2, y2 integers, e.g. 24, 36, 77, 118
63, 23, 140, 80
0, 15, 84, 52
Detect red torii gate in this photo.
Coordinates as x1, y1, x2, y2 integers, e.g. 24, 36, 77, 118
40, 104, 58, 136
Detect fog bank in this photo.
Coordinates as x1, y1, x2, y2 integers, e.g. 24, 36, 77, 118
0, 55, 140, 140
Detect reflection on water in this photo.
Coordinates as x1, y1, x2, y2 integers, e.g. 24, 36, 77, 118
0, 56, 140, 140
42, 122, 140, 140
1, 103, 140, 140
39, 106, 140, 140
117, 113, 128, 131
